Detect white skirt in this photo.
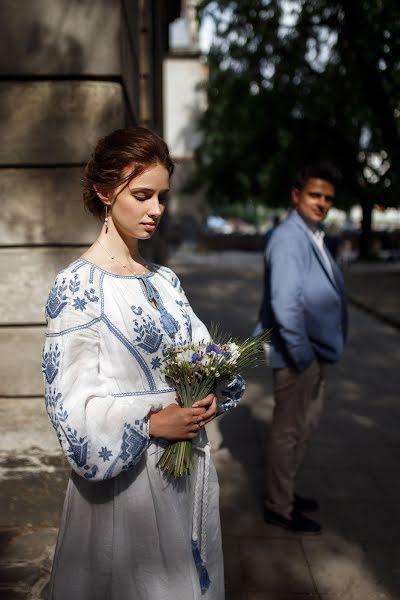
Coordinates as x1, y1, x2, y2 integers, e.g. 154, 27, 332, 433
48, 438, 224, 600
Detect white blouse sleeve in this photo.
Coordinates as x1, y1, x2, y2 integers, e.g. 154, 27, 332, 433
42, 277, 162, 482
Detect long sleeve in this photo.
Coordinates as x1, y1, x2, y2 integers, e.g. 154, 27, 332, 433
42, 289, 163, 482
267, 235, 316, 371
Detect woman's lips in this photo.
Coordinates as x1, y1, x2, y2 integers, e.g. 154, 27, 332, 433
142, 222, 157, 231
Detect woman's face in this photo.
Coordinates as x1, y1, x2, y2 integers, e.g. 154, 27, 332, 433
109, 163, 170, 240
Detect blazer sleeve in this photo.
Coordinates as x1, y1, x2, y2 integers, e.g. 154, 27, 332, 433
268, 235, 316, 370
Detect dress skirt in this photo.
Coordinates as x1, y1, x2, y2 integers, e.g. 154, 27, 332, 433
48, 441, 224, 600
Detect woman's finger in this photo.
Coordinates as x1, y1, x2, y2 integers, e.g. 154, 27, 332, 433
192, 393, 216, 409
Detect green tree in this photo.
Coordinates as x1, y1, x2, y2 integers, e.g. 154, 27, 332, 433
192, 0, 400, 258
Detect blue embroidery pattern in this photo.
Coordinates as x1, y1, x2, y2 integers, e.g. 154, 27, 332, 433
133, 316, 163, 354
69, 274, 80, 294
72, 297, 87, 312
175, 300, 192, 341
104, 420, 148, 479
46, 278, 68, 319
42, 344, 60, 384
131, 305, 143, 316
44, 387, 62, 430
98, 447, 113, 462
66, 428, 89, 467
84, 288, 99, 303
151, 356, 162, 370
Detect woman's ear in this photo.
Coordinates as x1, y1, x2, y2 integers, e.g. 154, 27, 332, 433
94, 185, 111, 205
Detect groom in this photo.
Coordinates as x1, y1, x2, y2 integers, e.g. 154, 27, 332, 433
258, 162, 347, 534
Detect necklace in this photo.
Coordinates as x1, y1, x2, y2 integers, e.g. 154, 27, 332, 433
96, 239, 150, 277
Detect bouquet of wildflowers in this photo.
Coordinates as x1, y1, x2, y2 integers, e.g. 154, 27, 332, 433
157, 331, 268, 477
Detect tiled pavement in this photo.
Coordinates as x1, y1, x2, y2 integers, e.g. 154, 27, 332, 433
1, 250, 399, 599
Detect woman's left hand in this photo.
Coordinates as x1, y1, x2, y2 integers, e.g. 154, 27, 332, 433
192, 393, 217, 428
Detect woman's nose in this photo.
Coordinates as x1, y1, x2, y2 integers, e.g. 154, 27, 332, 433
148, 195, 163, 217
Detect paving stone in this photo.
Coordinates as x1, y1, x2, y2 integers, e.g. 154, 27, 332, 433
222, 536, 242, 591
0, 471, 69, 529
0, 563, 40, 586
0, 588, 29, 599
239, 537, 314, 593
1, 529, 57, 563
304, 537, 395, 599
247, 595, 318, 600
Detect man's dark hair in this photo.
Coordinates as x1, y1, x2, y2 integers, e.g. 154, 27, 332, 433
293, 162, 342, 191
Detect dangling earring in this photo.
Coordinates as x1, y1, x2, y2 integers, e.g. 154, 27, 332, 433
104, 205, 109, 234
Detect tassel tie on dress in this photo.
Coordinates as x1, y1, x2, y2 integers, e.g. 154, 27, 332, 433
140, 276, 180, 338
192, 441, 211, 593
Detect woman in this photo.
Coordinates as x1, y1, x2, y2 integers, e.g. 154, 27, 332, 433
42, 127, 244, 599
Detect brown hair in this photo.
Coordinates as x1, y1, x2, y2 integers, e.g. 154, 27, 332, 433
83, 126, 174, 218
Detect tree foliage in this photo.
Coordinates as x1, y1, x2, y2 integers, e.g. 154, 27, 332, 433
191, 0, 400, 253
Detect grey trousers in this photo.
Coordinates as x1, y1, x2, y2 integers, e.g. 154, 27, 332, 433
265, 359, 325, 517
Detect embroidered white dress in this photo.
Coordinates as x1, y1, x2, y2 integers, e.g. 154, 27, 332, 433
42, 259, 244, 600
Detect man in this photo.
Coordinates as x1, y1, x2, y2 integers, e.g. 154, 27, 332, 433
258, 163, 347, 534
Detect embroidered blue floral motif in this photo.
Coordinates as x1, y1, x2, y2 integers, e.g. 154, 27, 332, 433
120, 421, 148, 465
72, 297, 87, 312
45, 387, 61, 410
151, 356, 162, 370
66, 427, 89, 467
133, 316, 163, 354
42, 344, 60, 384
131, 305, 143, 316
57, 402, 68, 423
44, 387, 62, 430
69, 274, 80, 294
104, 420, 148, 479
84, 288, 99, 303
175, 300, 192, 340
98, 447, 113, 462
169, 274, 180, 289
46, 278, 68, 319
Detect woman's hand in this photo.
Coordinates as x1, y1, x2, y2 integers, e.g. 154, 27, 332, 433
149, 393, 217, 440
192, 393, 217, 427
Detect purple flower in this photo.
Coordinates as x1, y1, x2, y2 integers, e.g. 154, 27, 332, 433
191, 352, 203, 363
206, 343, 224, 354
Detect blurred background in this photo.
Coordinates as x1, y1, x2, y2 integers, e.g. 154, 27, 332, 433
0, 1, 399, 599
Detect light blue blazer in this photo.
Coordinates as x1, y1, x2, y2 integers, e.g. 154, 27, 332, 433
258, 210, 348, 371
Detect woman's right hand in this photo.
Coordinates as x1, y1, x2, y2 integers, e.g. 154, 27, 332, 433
149, 402, 208, 441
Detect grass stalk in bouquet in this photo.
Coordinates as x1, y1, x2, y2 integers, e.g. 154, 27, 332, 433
157, 330, 269, 478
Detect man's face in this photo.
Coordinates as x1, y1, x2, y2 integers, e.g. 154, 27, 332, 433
292, 178, 335, 228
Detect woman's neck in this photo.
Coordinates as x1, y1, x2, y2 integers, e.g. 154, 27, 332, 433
97, 219, 141, 263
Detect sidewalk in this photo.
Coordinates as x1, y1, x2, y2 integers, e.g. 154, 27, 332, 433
343, 261, 400, 329
1, 251, 399, 599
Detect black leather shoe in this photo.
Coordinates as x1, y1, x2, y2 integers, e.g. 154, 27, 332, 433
293, 493, 319, 512
264, 507, 321, 535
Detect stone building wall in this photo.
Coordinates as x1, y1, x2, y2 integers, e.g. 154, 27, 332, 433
0, 0, 172, 401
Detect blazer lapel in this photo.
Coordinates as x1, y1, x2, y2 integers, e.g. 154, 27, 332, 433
291, 211, 340, 293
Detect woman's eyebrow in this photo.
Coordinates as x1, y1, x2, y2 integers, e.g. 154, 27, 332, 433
130, 186, 170, 193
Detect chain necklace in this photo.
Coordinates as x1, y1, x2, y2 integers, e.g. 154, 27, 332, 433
96, 239, 150, 277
